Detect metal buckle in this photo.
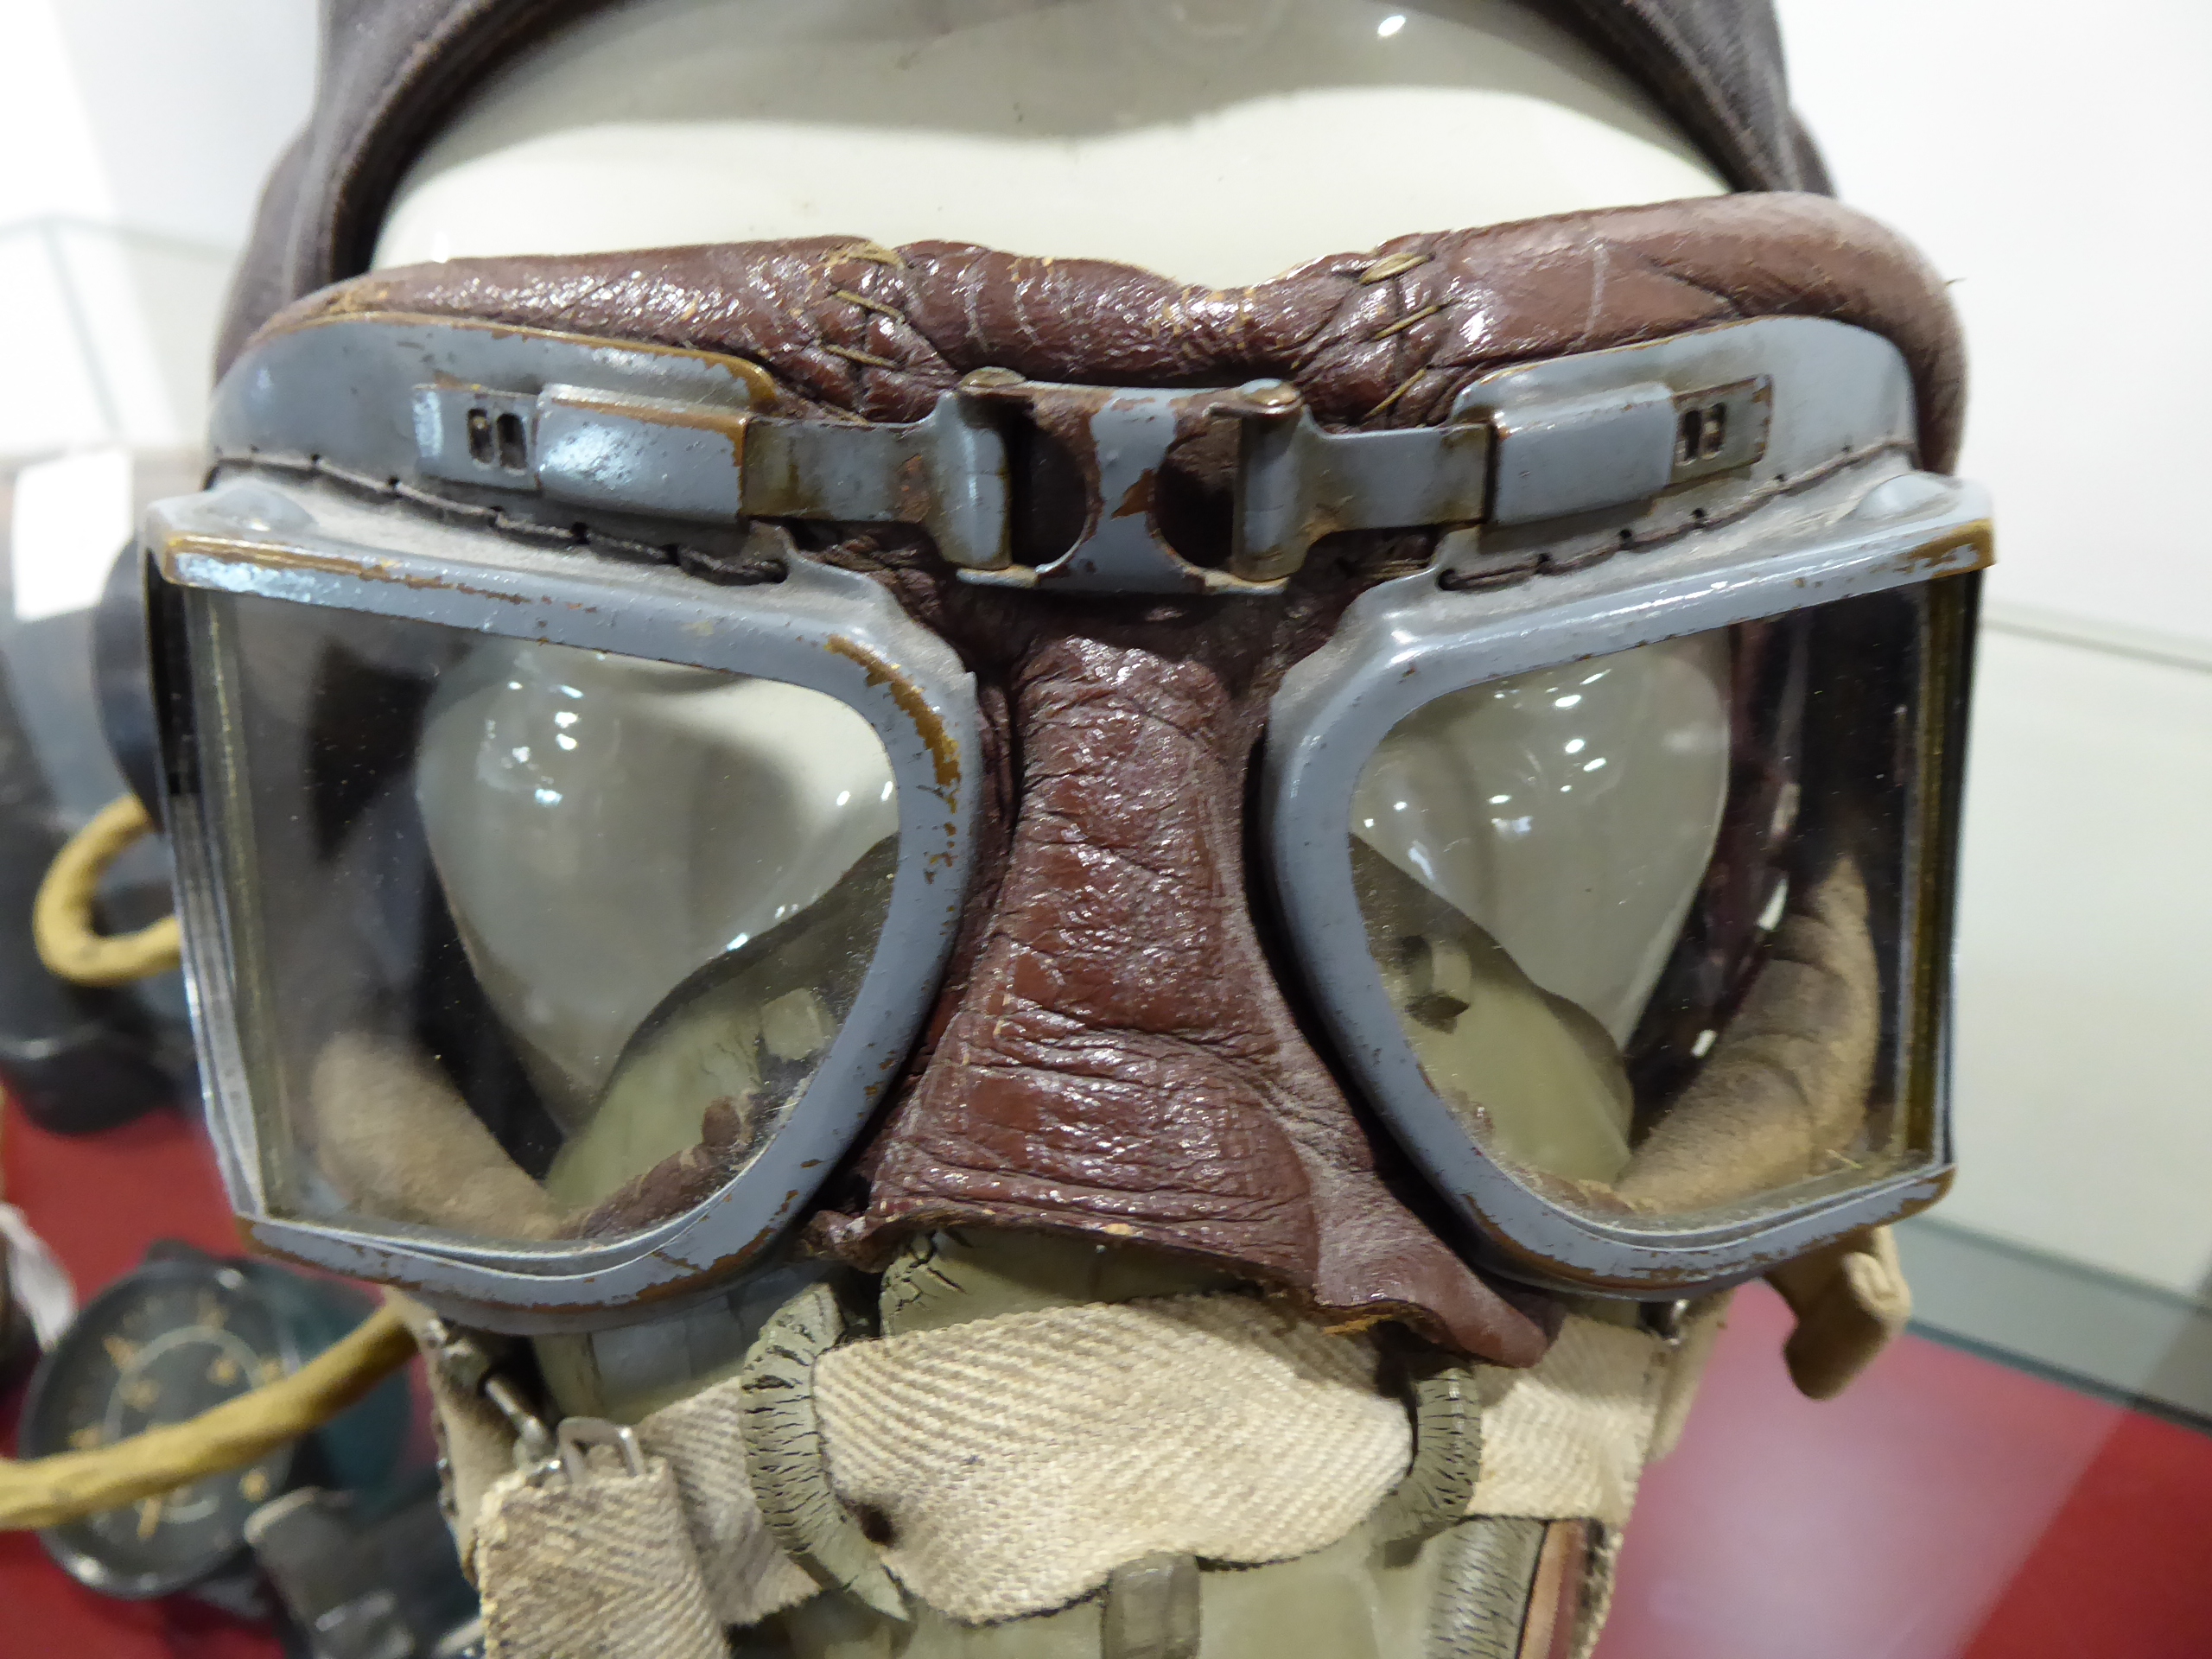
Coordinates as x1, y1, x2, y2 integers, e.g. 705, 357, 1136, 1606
955, 374, 1492, 594
1639, 1299, 1694, 1346
421, 1319, 556, 1471
414, 370, 1498, 595
407, 346, 1781, 597
557, 1416, 646, 1484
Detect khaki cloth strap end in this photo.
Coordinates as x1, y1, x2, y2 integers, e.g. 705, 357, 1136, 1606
1765, 1224, 1913, 1401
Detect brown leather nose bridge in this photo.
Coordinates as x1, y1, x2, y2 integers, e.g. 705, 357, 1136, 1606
827, 626, 1552, 1365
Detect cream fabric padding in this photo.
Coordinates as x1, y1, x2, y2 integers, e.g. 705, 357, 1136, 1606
1467, 1305, 1724, 1528
812, 1293, 1409, 1623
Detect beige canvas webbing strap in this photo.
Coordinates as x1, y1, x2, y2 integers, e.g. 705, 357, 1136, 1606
442, 1272, 1826, 1651
641, 1370, 826, 1626
810, 1291, 1411, 1623
1465, 1296, 1730, 1529
466, 1374, 825, 1657
410, 1284, 818, 1659
474, 1425, 726, 1659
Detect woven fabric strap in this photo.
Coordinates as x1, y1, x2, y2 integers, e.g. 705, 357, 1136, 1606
1470, 1298, 1729, 1529
468, 1367, 820, 1656
635, 1378, 823, 1626
812, 1294, 1411, 1623
475, 1452, 725, 1659
462, 1291, 1732, 1648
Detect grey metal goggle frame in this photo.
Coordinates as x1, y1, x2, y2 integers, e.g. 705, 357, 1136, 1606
152, 499, 980, 1332
149, 305, 1987, 1325
1268, 480, 1984, 1298
1269, 317, 1987, 1297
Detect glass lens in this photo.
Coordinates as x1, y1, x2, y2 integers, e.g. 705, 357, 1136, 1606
1351, 586, 1941, 1222
194, 593, 899, 1244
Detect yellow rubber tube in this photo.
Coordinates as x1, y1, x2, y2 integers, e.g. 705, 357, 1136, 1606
0, 1303, 416, 1529
32, 793, 181, 987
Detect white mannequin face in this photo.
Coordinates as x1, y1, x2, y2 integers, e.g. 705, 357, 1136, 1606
374, 0, 1726, 284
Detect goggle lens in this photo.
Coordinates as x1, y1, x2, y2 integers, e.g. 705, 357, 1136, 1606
196, 593, 899, 1245
1348, 584, 1942, 1230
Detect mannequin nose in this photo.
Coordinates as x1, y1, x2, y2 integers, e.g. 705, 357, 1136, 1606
831, 627, 1553, 1365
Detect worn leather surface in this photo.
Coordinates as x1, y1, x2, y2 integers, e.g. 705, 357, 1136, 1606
270, 193, 1963, 472
216, 0, 1830, 372
237, 194, 1965, 1366
819, 595, 1564, 1366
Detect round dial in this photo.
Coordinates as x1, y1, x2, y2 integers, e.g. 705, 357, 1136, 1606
19, 1256, 302, 1599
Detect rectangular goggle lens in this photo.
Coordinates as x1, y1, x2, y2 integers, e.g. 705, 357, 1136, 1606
188, 591, 899, 1247
1350, 582, 1956, 1228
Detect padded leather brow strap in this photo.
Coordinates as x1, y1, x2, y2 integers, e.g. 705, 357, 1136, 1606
264, 193, 1963, 470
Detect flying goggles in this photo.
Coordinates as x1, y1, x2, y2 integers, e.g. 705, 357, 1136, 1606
143, 304, 1987, 1331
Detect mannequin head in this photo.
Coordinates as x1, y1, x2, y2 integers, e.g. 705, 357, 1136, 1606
372, 0, 1726, 281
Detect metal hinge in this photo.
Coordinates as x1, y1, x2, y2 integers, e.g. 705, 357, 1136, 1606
411, 366, 1768, 594
419, 1317, 555, 1471
412, 373, 1494, 593
1472, 376, 1772, 526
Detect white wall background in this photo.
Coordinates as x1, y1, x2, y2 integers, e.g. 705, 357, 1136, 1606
1778, 0, 2212, 1382
0, 0, 314, 456
1777, 0, 2212, 651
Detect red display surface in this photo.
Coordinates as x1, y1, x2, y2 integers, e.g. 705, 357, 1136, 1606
1603, 1287, 2212, 1659
5, 1089, 2208, 1656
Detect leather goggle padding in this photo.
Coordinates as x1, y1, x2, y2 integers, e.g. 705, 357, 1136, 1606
802, 614, 1567, 1369
260, 193, 1963, 473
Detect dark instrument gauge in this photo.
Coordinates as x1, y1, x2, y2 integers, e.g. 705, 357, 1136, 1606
18, 1254, 309, 1599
